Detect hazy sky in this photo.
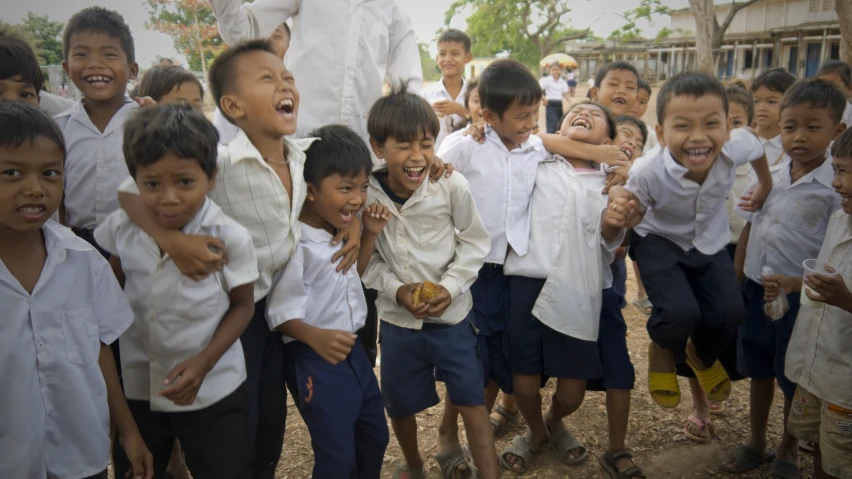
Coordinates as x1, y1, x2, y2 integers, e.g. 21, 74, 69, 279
1, 0, 685, 67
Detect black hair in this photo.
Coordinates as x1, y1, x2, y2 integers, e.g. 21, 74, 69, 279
0, 25, 45, 93
63, 7, 135, 64
464, 78, 479, 111
725, 84, 755, 124
560, 101, 617, 140
817, 60, 852, 90
122, 103, 219, 178
0, 100, 66, 158
656, 71, 728, 125
437, 29, 471, 53
780, 79, 846, 124
133, 65, 204, 102
637, 78, 651, 96
614, 114, 648, 147
368, 81, 440, 146
208, 39, 277, 125
594, 61, 640, 88
750, 67, 796, 94
478, 59, 542, 118
831, 127, 852, 159
304, 125, 373, 187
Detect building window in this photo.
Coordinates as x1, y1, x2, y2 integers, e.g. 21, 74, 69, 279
824, 0, 833, 10
810, 0, 821, 11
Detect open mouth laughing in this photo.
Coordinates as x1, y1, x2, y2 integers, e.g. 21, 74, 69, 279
571, 117, 592, 130
17, 204, 47, 221
84, 75, 113, 88
403, 166, 425, 181
683, 146, 713, 164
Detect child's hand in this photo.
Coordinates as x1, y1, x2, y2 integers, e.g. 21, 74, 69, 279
602, 167, 628, 194
614, 246, 627, 260
332, 219, 362, 273
424, 283, 452, 318
804, 266, 852, 310
432, 99, 466, 118
307, 329, 357, 365
762, 274, 801, 301
133, 96, 157, 108
362, 204, 391, 236
159, 354, 213, 406
165, 234, 228, 281
396, 283, 429, 319
118, 429, 154, 479
605, 187, 639, 228
599, 144, 631, 166
463, 122, 486, 144
429, 156, 454, 183
739, 181, 770, 212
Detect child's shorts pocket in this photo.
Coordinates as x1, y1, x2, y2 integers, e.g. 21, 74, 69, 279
62, 306, 98, 365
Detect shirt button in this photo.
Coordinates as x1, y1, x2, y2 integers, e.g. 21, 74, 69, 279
38, 342, 44, 349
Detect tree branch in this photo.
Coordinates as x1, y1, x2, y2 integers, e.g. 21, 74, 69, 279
717, 0, 764, 35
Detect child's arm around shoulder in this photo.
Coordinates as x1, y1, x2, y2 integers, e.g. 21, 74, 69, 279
358, 204, 392, 277
539, 133, 630, 167
436, 134, 477, 174
728, 128, 772, 212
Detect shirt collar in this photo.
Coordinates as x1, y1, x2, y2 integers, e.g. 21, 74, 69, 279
227, 129, 318, 166
298, 221, 334, 244
762, 135, 782, 149
180, 198, 228, 236
65, 97, 137, 136
777, 153, 836, 189
369, 165, 436, 209
484, 127, 544, 154
43, 221, 94, 264
438, 77, 467, 100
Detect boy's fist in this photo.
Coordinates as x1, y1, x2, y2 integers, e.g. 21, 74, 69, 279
396, 283, 430, 319
605, 188, 638, 228
362, 203, 391, 236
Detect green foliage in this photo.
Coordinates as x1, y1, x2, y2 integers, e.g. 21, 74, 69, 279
419, 43, 442, 82
144, 0, 229, 71
609, 0, 671, 44
6, 12, 65, 65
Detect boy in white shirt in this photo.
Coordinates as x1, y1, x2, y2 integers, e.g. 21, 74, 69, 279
96, 104, 258, 478
785, 128, 852, 479
267, 125, 389, 478
622, 72, 773, 409
816, 60, 852, 128
751, 69, 796, 165
540, 62, 569, 133
420, 29, 473, 150
0, 101, 152, 479
722, 79, 846, 478
362, 86, 496, 479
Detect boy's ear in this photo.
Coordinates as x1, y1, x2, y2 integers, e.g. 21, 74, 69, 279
220, 95, 245, 122
481, 108, 497, 125
306, 183, 318, 202
208, 166, 219, 191
369, 139, 384, 159
62, 61, 69, 77
834, 122, 848, 140
129, 62, 139, 81
464, 52, 473, 63
726, 115, 733, 141
590, 87, 599, 102
655, 123, 666, 148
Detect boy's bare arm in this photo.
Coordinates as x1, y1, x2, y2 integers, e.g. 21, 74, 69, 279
539, 133, 630, 165
358, 204, 391, 277
741, 154, 773, 212
108, 256, 126, 288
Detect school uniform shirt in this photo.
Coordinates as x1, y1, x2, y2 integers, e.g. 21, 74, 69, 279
210, 0, 422, 144
737, 155, 840, 284
266, 222, 366, 342
0, 221, 134, 479
212, 108, 240, 145
54, 97, 138, 229
540, 75, 569, 102
361, 168, 490, 329
94, 199, 259, 412
642, 127, 659, 156
437, 128, 546, 264
843, 101, 852, 128
785, 210, 852, 410
761, 134, 786, 166
420, 77, 468, 150
120, 130, 316, 302
626, 128, 764, 255
38, 91, 74, 117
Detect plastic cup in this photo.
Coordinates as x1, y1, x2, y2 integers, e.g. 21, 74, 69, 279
801, 259, 838, 308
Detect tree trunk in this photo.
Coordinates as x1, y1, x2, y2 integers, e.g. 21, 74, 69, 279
838, 0, 852, 64
192, 8, 208, 77
689, 0, 717, 74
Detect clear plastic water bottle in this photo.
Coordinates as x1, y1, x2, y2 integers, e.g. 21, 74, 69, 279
762, 266, 789, 320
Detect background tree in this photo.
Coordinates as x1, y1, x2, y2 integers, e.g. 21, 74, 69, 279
690, 0, 764, 73
419, 43, 442, 82
144, 0, 227, 74
444, 0, 596, 68
14, 12, 64, 65
837, 0, 852, 64
609, 0, 671, 43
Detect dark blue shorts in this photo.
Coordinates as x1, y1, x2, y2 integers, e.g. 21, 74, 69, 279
380, 318, 485, 418
470, 264, 513, 393
587, 288, 635, 391
610, 257, 628, 309
508, 276, 603, 379
737, 279, 800, 399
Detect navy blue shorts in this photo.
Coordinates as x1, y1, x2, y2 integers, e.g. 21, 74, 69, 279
587, 288, 635, 391
470, 264, 513, 393
610, 257, 628, 309
380, 318, 485, 418
508, 276, 603, 379
737, 279, 800, 399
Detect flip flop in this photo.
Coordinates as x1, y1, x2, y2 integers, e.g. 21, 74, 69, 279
548, 425, 588, 466
490, 403, 518, 438
499, 430, 541, 472
685, 357, 731, 402
683, 415, 713, 444
632, 297, 652, 315
720, 444, 776, 473
765, 459, 801, 479
393, 465, 426, 479
798, 440, 815, 454
647, 343, 681, 408
599, 449, 647, 479
435, 449, 474, 479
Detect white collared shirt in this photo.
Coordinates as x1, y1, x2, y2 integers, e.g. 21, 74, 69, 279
119, 130, 314, 301
726, 163, 756, 243
94, 199, 258, 412
738, 156, 840, 283
38, 91, 74, 117
642, 127, 659, 156
785, 210, 852, 410
420, 77, 468, 150
54, 97, 139, 229
539, 75, 568, 101
361, 168, 490, 329
761, 134, 786, 166
437, 129, 546, 264
266, 222, 366, 342
627, 128, 764, 254
0, 221, 134, 479
843, 101, 852, 128
210, 0, 422, 145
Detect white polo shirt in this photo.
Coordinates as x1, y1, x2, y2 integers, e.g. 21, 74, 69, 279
95, 199, 259, 411
737, 155, 840, 283
212, 108, 240, 145
627, 128, 764, 255
843, 101, 852, 128
0, 221, 134, 479
54, 97, 139, 229
420, 77, 469, 150
361, 168, 490, 329
761, 134, 786, 166
266, 222, 366, 342
437, 128, 546, 264
540, 75, 568, 102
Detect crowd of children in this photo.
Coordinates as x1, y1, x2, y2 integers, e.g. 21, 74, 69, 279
1, 4, 852, 479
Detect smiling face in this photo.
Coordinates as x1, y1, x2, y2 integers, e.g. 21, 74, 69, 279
629, 88, 650, 119
63, 30, 137, 103
592, 69, 638, 116
0, 76, 39, 107
780, 104, 844, 167
752, 85, 783, 133
614, 122, 645, 162
436, 41, 471, 78
305, 172, 369, 231
550, 65, 562, 79
483, 99, 539, 150
558, 103, 612, 146
831, 155, 852, 214
135, 152, 215, 230
372, 133, 435, 197
0, 137, 64, 235
657, 93, 730, 182
158, 81, 204, 113
728, 101, 750, 129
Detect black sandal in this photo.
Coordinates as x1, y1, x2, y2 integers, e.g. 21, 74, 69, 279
599, 449, 647, 479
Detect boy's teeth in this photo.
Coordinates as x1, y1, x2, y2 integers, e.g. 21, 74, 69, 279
19, 206, 44, 214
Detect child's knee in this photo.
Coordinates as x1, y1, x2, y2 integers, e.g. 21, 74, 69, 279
652, 302, 701, 342
552, 388, 585, 414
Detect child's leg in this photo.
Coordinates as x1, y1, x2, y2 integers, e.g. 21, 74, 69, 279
391, 416, 424, 471
165, 440, 188, 479
546, 378, 588, 462
351, 343, 390, 478
685, 378, 713, 440
456, 404, 499, 478
112, 400, 175, 479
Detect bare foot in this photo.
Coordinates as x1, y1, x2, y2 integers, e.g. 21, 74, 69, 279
685, 341, 727, 396
503, 428, 545, 471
